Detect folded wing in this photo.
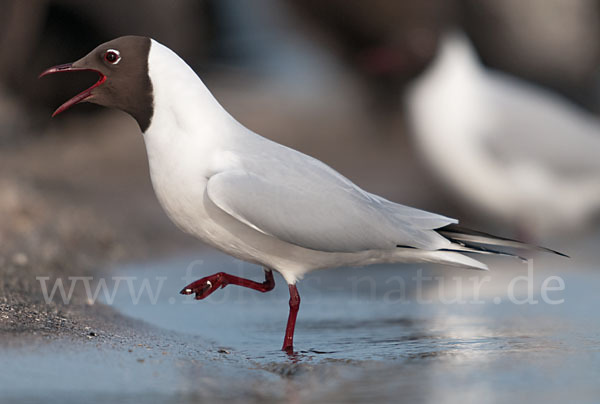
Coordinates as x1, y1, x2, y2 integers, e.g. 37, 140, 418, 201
206, 168, 456, 253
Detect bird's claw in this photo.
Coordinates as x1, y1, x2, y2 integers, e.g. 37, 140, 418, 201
180, 273, 225, 299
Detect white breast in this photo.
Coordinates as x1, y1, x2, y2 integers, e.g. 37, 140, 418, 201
142, 39, 230, 237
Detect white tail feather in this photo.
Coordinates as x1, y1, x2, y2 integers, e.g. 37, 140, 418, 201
394, 248, 489, 271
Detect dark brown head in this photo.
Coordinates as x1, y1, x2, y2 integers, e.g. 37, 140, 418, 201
40, 36, 154, 132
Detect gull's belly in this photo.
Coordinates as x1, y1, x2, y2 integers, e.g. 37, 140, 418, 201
147, 162, 272, 264
148, 165, 216, 243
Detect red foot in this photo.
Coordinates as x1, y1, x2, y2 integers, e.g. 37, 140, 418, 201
282, 284, 300, 353
180, 269, 275, 300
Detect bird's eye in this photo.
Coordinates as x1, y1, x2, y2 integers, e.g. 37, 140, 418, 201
104, 49, 121, 64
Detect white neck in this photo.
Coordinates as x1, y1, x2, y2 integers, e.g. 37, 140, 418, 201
144, 39, 242, 142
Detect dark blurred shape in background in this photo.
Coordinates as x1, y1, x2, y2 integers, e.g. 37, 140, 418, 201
286, 0, 454, 113
461, 0, 600, 112
3, 0, 598, 120
287, 0, 600, 113
0, 0, 211, 118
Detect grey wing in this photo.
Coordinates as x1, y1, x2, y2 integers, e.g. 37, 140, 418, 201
206, 167, 455, 253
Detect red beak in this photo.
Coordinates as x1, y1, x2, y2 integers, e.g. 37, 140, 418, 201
39, 63, 106, 117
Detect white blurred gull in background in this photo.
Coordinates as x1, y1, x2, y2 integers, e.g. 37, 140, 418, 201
406, 32, 600, 239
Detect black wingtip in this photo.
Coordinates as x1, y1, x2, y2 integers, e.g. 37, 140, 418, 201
439, 224, 570, 258
540, 247, 570, 258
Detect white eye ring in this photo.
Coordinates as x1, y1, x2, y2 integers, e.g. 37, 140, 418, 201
104, 49, 121, 64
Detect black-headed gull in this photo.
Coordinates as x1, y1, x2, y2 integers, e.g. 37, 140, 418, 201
407, 32, 600, 238
40, 36, 564, 353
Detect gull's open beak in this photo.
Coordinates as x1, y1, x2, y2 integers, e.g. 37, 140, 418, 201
39, 63, 106, 117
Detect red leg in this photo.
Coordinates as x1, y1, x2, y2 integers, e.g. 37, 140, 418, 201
180, 268, 275, 299
282, 284, 300, 353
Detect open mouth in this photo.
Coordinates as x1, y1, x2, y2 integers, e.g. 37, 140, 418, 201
39, 64, 106, 117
